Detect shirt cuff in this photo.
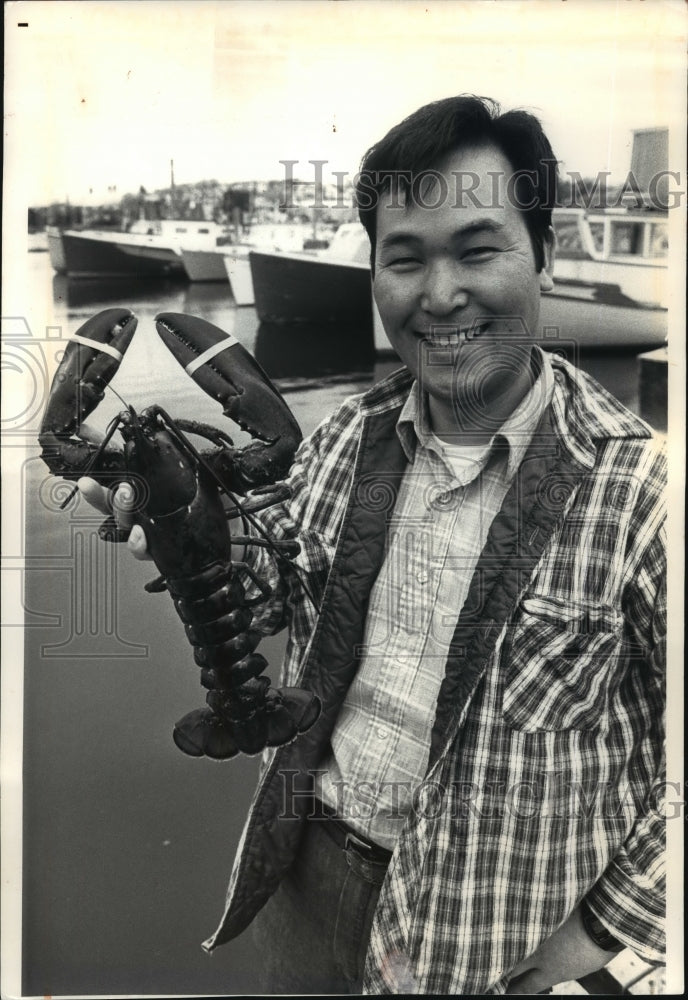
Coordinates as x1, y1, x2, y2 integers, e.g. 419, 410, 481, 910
584, 861, 665, 964
580, 899, 624, 952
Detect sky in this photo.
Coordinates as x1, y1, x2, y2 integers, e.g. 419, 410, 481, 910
4, 0, 687, 208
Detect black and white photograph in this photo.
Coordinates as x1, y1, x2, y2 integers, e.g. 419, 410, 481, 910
2, 1, 685, 996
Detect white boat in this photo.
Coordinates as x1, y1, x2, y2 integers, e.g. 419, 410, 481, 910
50, 218, 227, 278
551, 207, 668, 310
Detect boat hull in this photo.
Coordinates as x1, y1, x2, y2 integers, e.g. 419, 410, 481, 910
222, 251, 254, 305
553, 258, 667, 311
59, 230, 186, 278
250, 250, 373, 326
46, 227, 67, 274
539, 285, 667, 350
181, 248, 229, 282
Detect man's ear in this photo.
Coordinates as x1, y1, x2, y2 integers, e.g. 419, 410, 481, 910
539, 226, 555, 292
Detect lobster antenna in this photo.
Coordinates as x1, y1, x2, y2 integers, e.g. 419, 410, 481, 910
104, 381, 132, 411
59, 413, 124, 510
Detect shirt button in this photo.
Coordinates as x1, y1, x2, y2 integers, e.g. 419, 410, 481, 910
377, 727, 388, 740
416, 571, 429, 584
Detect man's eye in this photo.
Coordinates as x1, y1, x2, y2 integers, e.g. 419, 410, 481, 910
464, 246, 498, 258
387, 256, 421, 268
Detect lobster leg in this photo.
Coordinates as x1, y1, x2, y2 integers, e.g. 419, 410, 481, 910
39, 308, 137, 480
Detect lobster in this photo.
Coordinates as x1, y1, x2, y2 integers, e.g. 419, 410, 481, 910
38, 307, 321, 760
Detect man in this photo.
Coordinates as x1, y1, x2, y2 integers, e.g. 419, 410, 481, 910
81, 96, 666, 994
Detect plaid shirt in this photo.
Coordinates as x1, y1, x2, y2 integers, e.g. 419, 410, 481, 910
317, 361, 555, 849
210, 351, 666, 993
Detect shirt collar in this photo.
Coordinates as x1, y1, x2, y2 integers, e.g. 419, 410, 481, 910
396, 350, 555, 482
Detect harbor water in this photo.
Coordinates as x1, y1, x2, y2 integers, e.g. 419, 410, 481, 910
16, 250, 663, 996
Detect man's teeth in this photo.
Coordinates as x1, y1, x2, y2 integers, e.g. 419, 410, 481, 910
430, 325, 486, 345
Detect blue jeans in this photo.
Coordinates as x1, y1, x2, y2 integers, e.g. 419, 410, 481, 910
250, 816, 390, 994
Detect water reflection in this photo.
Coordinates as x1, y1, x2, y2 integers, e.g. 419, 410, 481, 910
181, 279, 237, 333
51, 268, 381, 388
52, 273, 253, 353
254, 320, 375, 384
53, 273, 187, 310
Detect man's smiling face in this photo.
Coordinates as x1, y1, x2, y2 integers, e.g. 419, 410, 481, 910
372, 143, 554, 441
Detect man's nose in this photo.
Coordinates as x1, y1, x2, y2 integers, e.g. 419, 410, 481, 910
419, 260, 468, 315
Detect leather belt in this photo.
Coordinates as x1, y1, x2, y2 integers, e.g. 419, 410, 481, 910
313, 801, 394, 865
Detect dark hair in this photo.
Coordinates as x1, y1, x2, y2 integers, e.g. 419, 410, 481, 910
356, 95, 559, 273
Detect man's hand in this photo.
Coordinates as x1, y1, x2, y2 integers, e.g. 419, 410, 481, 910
79, 474, 246, 564
78, 476, 150, 560
504, 904, 621, 994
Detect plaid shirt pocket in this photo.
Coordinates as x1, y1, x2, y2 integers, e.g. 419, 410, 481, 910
502, 596, 625, 732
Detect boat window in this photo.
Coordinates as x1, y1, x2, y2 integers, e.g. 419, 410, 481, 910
610, 222, 643, 255
649, 223, 668, 258
552, 216, 585, 254
588, 222, 605, 254
198, 228, 210, 234
175, 227, 188, 233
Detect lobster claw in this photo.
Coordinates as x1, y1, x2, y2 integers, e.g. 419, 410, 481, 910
39, 308, 137, 480
154, 312, 302, 492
